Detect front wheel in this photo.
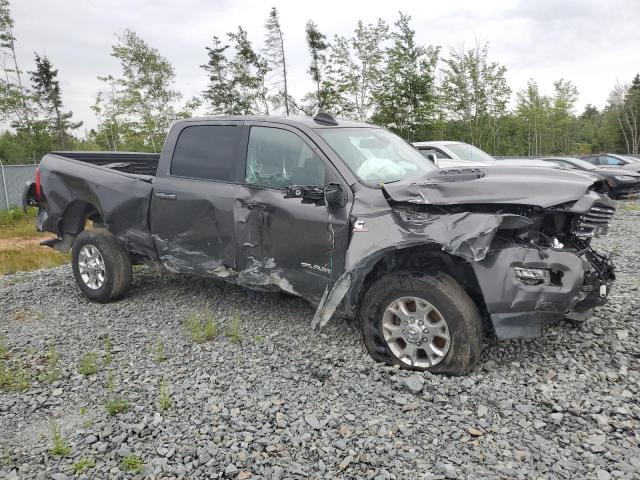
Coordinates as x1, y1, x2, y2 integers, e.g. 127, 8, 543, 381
71, 229, 132, 303
360, 271, 483, 375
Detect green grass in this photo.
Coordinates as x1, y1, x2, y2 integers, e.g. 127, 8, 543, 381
618, 202, 640, 211
227, 311, 243, 343
77, 352, 100, 376
72, 456, 96, 474
105, 371, 116, 391
0, 247, 69, 275
184, 311, 218, 343
105, 397, 130, 416
120, 454, 144, 473
0, 206, 69, 275
0, 207, 39, 239
158, 378, 172, 411
49, 420, 71, 457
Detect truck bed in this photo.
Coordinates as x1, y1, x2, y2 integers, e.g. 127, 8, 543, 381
50, 151, 160, 176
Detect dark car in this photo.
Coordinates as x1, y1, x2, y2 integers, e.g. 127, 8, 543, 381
542, 157, 640, 198
581, 153, 640, 173
24, 114, 616, 375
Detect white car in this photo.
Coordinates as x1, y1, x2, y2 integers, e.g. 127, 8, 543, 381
413, 141, 555, 169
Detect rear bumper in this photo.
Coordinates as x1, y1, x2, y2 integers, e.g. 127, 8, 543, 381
472, 245, 614, 339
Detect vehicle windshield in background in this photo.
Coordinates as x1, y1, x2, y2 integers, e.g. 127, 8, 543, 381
447, 143, 495, 163
562, 159, 599, 170
319, 128, 436, 184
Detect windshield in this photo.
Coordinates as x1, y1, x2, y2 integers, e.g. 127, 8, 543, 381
446, 143, 495, 162
563, 158, 598, 170
318, 128, 436, 184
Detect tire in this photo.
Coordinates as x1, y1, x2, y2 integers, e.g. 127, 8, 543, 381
71, 229, 132, 303
360, 270, 483, 375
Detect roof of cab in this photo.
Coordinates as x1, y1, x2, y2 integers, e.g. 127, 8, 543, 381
173, 115, 377, 129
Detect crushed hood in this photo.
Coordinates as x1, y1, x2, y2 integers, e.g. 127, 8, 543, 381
383, 166, 602, 208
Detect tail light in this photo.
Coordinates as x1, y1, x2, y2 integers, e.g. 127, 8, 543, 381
35, 167, 41, 200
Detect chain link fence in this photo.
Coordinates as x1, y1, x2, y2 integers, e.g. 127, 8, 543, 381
0, 163, 37, 211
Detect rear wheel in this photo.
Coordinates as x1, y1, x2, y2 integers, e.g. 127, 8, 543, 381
360, 270, 483, 375
71, 229, 132, 303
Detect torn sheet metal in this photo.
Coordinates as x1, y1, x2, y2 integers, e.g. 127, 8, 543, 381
311, 186, 532, 328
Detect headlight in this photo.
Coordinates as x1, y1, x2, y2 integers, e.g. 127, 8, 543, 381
613, 175, 638, 181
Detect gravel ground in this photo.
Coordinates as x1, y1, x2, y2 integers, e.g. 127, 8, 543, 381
1, 200, 639, 480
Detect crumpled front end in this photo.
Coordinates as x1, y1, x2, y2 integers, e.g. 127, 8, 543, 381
312, 175, 616, 338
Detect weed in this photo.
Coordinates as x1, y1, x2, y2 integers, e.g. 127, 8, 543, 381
153, 340, 167, 363
102, 336, 113, 366
254, 335, 265, 343
0, 334, 8, 359
105, 397, 130, 416
79, 406, 88, 415
227, 311, 243, 343
49, 420, 71, 457
158, 378, 172, 411
120, 454, 144, 473
0, 362, 31, 391
78, 352, 100, 376
44, 341, 60, 383
73, 456, 95, 474
105, 371, 116, 391
184, 311, 217, 343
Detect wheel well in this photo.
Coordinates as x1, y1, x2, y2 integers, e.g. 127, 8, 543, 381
350, 245, 494, 336
59, 201, 104, 236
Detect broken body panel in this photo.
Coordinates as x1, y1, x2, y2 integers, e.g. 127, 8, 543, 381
28, 116, 615, 340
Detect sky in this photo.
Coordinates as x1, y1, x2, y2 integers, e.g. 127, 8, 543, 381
10, 0, 640, 133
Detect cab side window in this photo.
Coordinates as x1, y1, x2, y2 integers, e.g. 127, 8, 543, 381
171, 125, 241, 181
245, 127, 326, 188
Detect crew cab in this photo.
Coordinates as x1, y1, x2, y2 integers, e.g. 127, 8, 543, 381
24, 114, 616, 375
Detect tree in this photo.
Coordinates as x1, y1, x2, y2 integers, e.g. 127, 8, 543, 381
228, 26, 269, 115
325, 19, 389, 121
515, 80, 550, 155
607, 75, 640, 154
29, 53, 82, 149
440, 42, 511, 151
95, 30, 184, 152
549, 79, 578, 154
201, 36, 235, 114
372, 13, 439, 141
304, 20, 329, 112
262, 7, 289, 115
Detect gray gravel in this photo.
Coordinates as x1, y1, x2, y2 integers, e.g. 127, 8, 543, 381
1, 200, 639, 479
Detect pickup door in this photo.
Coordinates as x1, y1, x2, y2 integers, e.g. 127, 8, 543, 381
149, 120, 350, 302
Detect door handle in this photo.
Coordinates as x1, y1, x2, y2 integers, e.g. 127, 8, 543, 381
155, 192, 177, 200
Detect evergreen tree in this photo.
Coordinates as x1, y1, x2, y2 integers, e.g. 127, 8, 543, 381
304, 20, 328, 111
262, 7, 289, 114
201, 36, 235, 114
228, 26, 269, 115
29, 53, 82, 149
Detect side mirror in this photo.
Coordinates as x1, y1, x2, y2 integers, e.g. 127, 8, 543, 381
324, 183, 347, 208
426, 152, 439, 167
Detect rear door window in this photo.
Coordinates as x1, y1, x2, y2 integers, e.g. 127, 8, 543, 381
245, 126, 326, 188
599, 155, 624, 166
171, 125, 242, 181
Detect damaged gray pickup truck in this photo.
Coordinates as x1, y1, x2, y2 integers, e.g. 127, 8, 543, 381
25, 113, 616, 375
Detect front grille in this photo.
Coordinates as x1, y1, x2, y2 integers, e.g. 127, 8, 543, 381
574, 204, 615, 237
